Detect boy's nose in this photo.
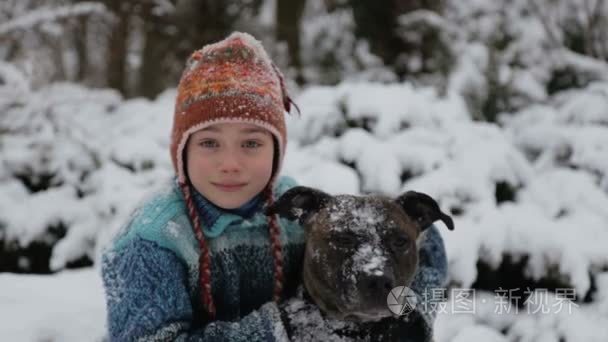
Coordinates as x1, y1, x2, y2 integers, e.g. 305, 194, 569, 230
218, 152, 242, 173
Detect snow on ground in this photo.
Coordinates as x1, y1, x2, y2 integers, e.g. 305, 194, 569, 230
1, 268, 607, 341
0, 268, 106, 341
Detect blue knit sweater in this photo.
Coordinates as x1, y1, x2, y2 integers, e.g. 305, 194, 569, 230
101, 176, 448, 341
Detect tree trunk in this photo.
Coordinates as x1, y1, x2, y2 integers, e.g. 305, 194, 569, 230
50, 36, 67, 82
75, 16, 88, 82
106, 1, 129, 95
139, 20, 174, 99
350, 0, 403, 65
350, 0, 445, 75
276, 0, 307, 84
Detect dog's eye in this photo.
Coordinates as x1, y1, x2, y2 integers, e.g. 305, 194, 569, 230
393, 236, 409, 248
333, 235, 358, 247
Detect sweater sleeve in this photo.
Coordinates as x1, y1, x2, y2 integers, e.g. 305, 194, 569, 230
398, 224, 449, 342
411, 224, 448, 292
101, 237, 289, 342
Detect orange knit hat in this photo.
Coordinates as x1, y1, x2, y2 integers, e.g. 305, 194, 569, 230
171, 31, 292, 183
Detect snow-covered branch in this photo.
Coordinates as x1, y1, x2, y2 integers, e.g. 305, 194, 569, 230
0, 2, 112, 36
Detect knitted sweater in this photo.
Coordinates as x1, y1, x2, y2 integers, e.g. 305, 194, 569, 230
101, 176, 448, 341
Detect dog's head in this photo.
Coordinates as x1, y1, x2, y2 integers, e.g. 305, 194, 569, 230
267, 187, 454, 322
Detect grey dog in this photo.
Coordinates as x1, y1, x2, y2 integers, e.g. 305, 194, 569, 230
267, 186, 454, 340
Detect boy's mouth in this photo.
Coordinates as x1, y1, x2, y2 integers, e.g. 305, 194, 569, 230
212, 182, 247, 192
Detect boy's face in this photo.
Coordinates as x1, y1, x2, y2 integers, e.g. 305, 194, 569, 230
186, 122, 274, 209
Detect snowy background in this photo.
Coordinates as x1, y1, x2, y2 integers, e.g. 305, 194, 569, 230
1, 0, 608, 341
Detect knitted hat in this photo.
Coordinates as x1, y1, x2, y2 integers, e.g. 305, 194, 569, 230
171, 32, 292, 182
171, 32, 295, 319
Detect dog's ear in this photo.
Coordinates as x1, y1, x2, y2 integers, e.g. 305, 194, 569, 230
395, 191, 454, 232
266, 186, 332, 225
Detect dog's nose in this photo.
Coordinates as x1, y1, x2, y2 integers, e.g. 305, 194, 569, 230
360, 274, 395, 293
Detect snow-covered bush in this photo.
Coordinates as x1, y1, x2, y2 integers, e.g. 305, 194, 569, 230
2, 75, 607, 296
0, 82, 175, 272
446, 0, 608, 122
298, 0, 398, 85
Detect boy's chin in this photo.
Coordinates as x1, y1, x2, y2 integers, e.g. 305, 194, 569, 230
212, 197, 248, 209
208, 192, 255, 210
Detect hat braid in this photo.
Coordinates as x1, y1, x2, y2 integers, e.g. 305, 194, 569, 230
264, 184, 284, 302
180, 183, 216, 319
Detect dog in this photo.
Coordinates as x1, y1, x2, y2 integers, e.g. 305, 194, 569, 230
267, 187, 454, 339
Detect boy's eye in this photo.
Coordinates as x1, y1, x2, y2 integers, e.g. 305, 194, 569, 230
243, 140, 262, 148
199, 140, 219, 148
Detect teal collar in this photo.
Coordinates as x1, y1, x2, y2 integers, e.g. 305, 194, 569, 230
191, 186, 264, 238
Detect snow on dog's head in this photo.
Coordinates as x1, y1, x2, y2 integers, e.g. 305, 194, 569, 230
267, 186, 454, 322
